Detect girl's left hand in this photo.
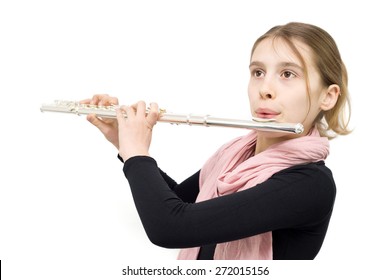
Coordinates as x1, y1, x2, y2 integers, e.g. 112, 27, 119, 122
116, 101, 159, 162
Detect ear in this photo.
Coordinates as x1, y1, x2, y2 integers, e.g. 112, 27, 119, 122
320, 84, 340, 111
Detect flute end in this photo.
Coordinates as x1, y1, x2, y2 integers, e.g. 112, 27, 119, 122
295, 124, 304, 134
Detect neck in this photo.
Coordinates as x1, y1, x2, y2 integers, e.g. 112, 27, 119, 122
254, 132, 300, 155
254, 136, 277, 155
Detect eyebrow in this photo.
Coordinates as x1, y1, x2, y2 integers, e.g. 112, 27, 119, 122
249, 61, 304, 71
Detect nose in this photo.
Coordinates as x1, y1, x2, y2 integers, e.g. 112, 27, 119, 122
258, 77, 275, 99
259, 90, 275, 100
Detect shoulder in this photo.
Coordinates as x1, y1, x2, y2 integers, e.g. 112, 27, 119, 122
264, 161, 336, 218
273, 161, 335, 188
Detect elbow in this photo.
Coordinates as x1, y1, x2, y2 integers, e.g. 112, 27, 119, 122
139, 202, 193, 248
145, 230, 178, 249
142, 218, 190, 248
140, 202, 191, 248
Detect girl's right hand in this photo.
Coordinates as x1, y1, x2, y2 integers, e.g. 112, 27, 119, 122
80, 94, 120, 149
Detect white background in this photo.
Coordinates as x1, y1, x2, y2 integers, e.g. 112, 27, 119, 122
1, 0, 389, 279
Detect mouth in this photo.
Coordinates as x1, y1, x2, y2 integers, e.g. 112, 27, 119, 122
255, 108, 280, 120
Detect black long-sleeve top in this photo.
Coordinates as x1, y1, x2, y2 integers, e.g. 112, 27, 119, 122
123, 156, 336, 260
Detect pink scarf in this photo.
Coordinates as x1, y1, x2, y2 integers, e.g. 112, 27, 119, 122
177, 128, 329, 260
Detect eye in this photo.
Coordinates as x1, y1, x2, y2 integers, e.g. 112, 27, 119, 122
281, 70, 296, 79
252, 69, 264, 78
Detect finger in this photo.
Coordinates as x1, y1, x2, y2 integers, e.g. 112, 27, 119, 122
86, 113, 107, 129
91, 94, 107, 105
146, 102, 159, 126
120, 105, 136, 121
134, 101, 147, 118
80, 95, 118, 107
99, 96, 119, 106
79, 98, 91, 104
90, 93, 113, 106
116, 107, 127, 126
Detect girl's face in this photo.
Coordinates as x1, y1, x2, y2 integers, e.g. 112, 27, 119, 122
248, 38, 327, 137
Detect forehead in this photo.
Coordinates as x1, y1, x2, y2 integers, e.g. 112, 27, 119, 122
251, 37, 314, 67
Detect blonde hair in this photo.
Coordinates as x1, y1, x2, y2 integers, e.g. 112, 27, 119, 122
250, 22, 351, 139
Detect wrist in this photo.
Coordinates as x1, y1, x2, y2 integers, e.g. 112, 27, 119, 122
120, 150, 150, 162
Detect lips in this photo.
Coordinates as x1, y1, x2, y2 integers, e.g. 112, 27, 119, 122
255, 108, 280, 119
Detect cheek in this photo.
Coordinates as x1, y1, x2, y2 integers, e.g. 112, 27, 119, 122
247, 84, 256, 104
283, 94, 311, 121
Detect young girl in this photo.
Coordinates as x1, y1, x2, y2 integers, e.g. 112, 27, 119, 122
82, 22, 351, 260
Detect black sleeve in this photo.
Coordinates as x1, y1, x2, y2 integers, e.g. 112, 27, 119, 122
120, 153, 200, 203
123, 156, 335, 249
159, 169, 200, 203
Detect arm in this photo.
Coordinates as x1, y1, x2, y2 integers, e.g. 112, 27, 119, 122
119, 155, 200, 203
124, 156, 336, 249
159, 169, 200, 203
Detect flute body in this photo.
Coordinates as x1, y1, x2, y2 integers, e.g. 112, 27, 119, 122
40, 100, 304, 134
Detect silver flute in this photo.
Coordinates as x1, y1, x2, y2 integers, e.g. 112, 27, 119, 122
40, 100, 304, 134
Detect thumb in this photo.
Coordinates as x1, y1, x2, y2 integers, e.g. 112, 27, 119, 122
86, 114, 109, 131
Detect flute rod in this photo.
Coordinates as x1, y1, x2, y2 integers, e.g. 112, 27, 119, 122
40, 100, 304, 134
